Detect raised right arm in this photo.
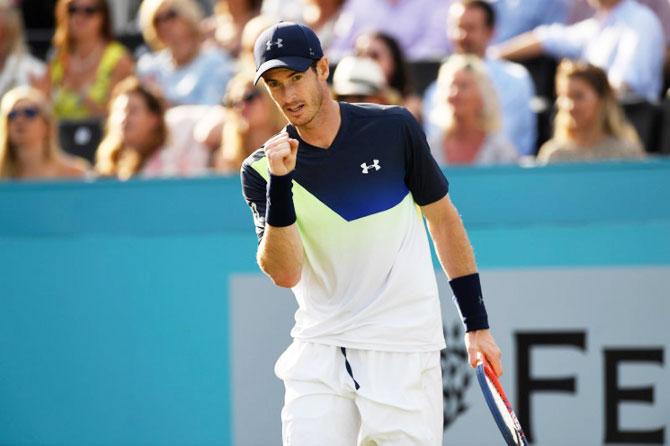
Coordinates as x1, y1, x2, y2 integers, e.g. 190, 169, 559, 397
241, 132, 304, 288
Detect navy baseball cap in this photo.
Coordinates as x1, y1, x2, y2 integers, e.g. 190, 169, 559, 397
253, 22, 324, 84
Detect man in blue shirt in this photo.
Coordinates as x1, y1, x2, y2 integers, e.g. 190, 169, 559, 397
493, 0, 664, 102
423, 0, 538, 156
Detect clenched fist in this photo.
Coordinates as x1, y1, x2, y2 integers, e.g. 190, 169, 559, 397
264, 132, 299, 176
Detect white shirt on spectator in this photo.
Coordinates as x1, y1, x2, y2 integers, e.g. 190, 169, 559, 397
0, 53, 46, 98
140, 105, 211, 178
428, 131, 519, 166
534, 0, 664, 102
423, 57, 537, 156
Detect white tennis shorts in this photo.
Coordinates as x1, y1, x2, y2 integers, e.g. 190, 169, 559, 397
274, 341, 444, 445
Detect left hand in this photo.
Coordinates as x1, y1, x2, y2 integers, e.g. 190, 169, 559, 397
464, 328, 503, 376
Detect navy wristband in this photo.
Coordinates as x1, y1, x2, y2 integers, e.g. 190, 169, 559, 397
266, 172, 296, 227
449, 273, 489, 332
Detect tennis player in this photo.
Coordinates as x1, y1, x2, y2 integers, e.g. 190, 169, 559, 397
241, 22, 503, 445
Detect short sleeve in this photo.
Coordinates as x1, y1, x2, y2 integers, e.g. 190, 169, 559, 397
241, 159, 268, 242
401, 109, 449, 206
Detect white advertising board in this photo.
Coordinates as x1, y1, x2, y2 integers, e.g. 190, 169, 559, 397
231, 267, 669, 445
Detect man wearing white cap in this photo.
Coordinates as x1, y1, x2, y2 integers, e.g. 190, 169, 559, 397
241, 21, 503, 445
332, 56, 393, 104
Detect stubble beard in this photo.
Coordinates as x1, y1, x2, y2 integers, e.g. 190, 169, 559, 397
287, 84, 324, 129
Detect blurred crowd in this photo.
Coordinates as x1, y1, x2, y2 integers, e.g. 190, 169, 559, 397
1, 0, 668, 181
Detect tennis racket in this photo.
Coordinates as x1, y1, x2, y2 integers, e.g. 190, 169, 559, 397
476, 359, 529, 446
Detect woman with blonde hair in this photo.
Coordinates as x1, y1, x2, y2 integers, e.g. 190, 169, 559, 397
137, 0, 234, 106
0, 86, 88, 179
47, 0, 134, 120
213, 71, 286, 173
237, 14, 277, 73
202, 0, 262, 58
537, 60, 644, 164
97, 76, 209, 179
0, 0, 47, 98
429, 54, 518, 165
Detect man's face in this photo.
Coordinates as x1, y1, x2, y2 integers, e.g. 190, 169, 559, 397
448, 4, 493, 57
261, 59, 327, 128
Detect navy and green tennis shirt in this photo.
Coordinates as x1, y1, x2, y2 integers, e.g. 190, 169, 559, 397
241, 102, 450, 351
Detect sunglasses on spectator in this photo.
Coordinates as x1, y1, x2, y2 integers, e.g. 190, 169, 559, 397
154, 9, 179, 25
67, 4, 101, 16
8, 106, 40, 121
226, 89, 261, 108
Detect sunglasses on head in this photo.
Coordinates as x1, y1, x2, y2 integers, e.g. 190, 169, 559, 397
226, 89, 261, 108
8, 106, 40, 121
67, 4, 100, 16
154, 9, 179, 25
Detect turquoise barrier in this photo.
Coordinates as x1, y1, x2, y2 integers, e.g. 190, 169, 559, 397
1, 160, 669, 445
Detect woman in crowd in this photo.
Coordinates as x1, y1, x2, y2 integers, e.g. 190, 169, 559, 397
301, 0, 346, 51
237, 14, 277, 73
429, 54, 518, 165
96, 76, 210, 179
354, 31, 420, 118
0, 86, 88, 179
537, 61, 645, 164
47, 0, 134, 121
260, 0, 345, 52
202, 0, 262, 58
137, 0, 234, 106
212, 72, 286, 173
0, 0, 47, 98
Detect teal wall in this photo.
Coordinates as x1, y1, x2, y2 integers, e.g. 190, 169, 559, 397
1, 160, 669, 445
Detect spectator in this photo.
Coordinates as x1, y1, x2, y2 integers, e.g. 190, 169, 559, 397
259, 0, 303, 22
429, 55, 518, 165
0, 86, 89, 179
212, 72, 286, 174
47, 0, 134, 121
355, 31, 421, 119
332, 56, 396, 105
202, 0, 262, 58
137, 0, 234, 105
0, 0, 47, 99
96, 76, 209, 179
423, 0, 537, 156
537, 60, 644, 163
238, 14, 277, 73
568, 0, 670, 86
327, 0, 452, 62
493, 0, 664, 102
260, 0, 346, 54
194, 12, 272, 147
488, 0, 571, 44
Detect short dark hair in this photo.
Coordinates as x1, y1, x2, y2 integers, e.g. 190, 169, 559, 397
462, 0, 496, 29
